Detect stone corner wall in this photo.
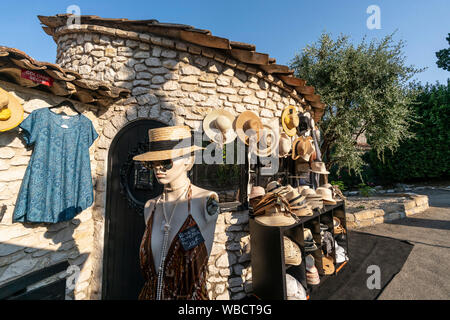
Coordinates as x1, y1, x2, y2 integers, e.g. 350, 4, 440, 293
346, 193, 429, 229
0, 81, 99, 300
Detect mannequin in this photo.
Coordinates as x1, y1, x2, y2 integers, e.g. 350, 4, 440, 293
133, 125, 219, 300
144, 154, 219, 270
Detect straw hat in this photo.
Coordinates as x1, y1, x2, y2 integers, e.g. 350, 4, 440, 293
279, 132, 292, 158
292, 204, 314, 217
235, 111, 263, 145
298, 185, 311, 194
255, 204, 296, 227
133, 126, 203, 162
266, 181, 293, 196
296, 161, 311, 173
292, 136, 315, 161
286, 274, 307, 300
316, 187, 337, 205
0, 87, 24, 132
249, 186, 265, 208
283, 237, 302, 266
285, 188, 306, 208
203, 109, 237, 145
281, 106, 299, 137
322, 255, 335, 275
310, 162, 330, 174
253, 120, 278, 157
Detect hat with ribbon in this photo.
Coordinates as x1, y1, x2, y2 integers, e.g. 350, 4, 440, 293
203, 109, 237, 145
292, 136, 315, 161
249, 186, 266, 208
0, 87, 24, 132
310, 161, 330, 175
315, 187, 337, 205
133, 126, 203, 162
285, 188, 306, 208
235, 111, 263, 145
281, 105, 299, 137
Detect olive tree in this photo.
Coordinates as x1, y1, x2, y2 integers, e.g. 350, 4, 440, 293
290, 33, 423, 175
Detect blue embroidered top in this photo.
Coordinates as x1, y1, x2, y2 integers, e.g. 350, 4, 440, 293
13, 108, 98, 224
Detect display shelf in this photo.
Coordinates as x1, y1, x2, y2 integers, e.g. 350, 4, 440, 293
250, 202, 349, 300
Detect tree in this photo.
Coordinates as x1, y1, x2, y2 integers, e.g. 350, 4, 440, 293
435, 33, 450, 71
290, 33, 423, 176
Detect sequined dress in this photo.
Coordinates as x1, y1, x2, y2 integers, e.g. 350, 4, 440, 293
138, 187, 209, 300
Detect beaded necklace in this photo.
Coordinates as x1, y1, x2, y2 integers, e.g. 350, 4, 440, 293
155, 182, 191, 300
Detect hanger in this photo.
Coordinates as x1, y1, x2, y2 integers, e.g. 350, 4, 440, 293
49, 99, 81, 115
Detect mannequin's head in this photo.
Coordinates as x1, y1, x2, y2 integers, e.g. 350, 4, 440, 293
153, 153, 195, 186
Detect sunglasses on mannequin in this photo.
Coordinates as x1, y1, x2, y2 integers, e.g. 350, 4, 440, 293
143, 159, 174, 171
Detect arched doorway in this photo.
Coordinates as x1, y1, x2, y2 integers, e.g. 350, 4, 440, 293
102, 119, 165, 299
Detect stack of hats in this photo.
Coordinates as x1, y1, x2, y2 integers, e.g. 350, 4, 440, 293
249, 186, 265, 209
303, 228, 318, 252
316, 186, 337, 205
284, 188, 313, 217
335, 243, 349, 264
286, 274, 307, 300
252, 191, 297, 227
305, 255, 320, 285
299, 186, 323, 210
283, 237, 302, 266
266, 181, 293, 197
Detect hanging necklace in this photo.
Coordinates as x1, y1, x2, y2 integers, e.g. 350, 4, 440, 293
155, 181, 190, 300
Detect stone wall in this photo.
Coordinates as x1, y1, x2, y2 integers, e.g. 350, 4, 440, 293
346, 193, 429, 229
50, 26, 310, 300
0, 80, 100, 300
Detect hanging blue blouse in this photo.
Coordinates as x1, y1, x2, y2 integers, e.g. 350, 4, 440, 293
13, 108, 98, 224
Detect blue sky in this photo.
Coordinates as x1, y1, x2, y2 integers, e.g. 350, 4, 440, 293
1, 0, 449, 84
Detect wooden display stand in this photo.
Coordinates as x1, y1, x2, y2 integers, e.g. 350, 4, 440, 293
249, 202, 349, 300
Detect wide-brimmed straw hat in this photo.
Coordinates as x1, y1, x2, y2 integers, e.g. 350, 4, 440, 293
279, 132, 292, 158
203, 109, 237, 145
292, 136, 315, 161
292, 204, 314, 217
253, 119, 279, 157
255, 204, 297, 227
235, 111, 263, 145
311, 161, 330, 174
284, 237, 302, 266
281, 106, 299, 137
0, 87, 23, 132
316, 187, 337, 205
133, 126, 203, 162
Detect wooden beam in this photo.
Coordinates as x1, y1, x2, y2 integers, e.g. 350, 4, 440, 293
304, 94, 321, 102
229, 49, 269, 65
279, 76, 306, 87
179, 30, 230, 50
230, 41, 256, 51
295, 86, 315, 95
259, 64, 293, 74
310, 100, 326, 109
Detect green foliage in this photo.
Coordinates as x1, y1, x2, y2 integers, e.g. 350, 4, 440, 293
369, 81, 450, 183
290, 32, 423, 175
436, 33, 450, 71
330, 180, 346, 191
358, 183, 375, 197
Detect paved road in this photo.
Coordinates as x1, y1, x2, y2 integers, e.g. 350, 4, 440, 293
358, 188, 450, 300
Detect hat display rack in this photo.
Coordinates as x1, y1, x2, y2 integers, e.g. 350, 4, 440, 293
246, 105, 350, 301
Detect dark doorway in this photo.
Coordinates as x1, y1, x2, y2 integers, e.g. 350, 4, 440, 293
102, 119, 165, 300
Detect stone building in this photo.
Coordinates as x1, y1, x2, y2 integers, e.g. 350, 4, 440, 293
0, 14, 326, 300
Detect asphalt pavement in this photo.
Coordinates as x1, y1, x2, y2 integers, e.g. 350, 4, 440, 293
357, 188, 450, 300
